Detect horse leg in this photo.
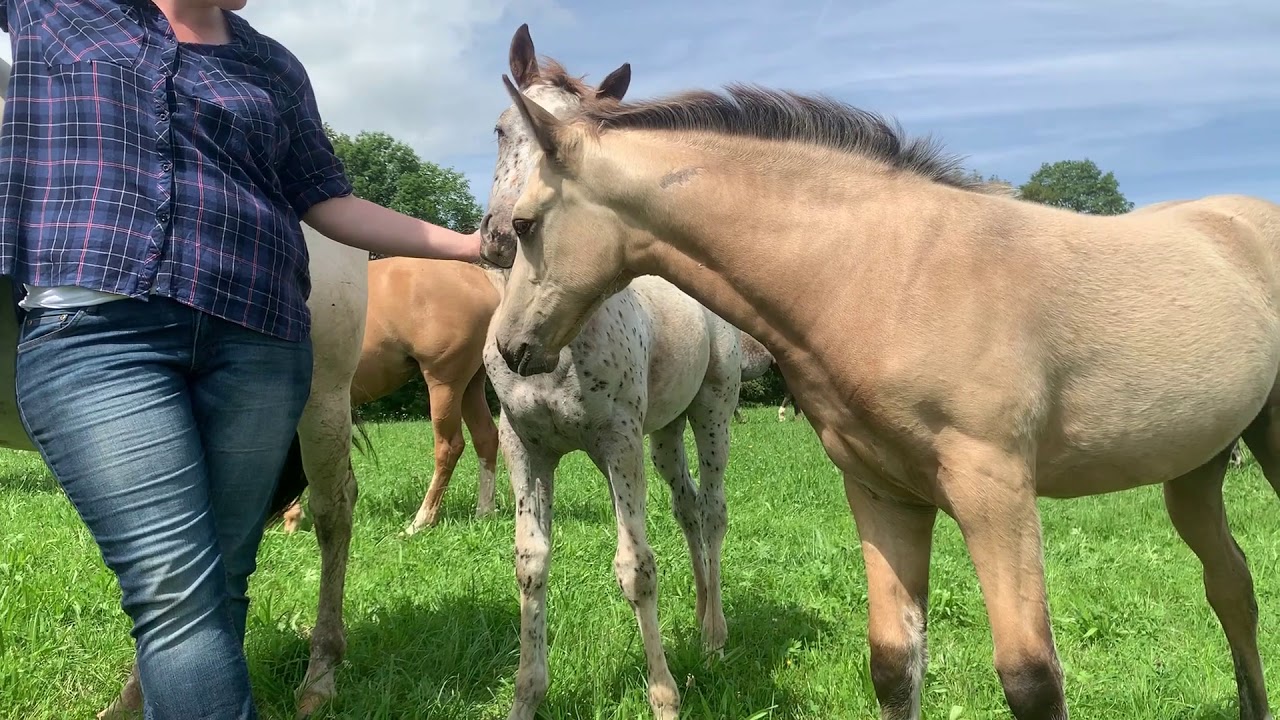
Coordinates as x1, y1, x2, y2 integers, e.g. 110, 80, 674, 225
504, 415, 560, 720
404, 372, 466, 535
939, 439, 1066, 720
294, 395, 358, 718
845, 478, 936, 720
687, 377, 736, 657
777, 394, 788, 422
461, 368, 499, 519
591, 433, 681, 720
1242, 404, 1280, 498
648, 419, 714, 650
96, 663, 142, 719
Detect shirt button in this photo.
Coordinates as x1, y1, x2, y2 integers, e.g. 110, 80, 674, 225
157, 109, 169, 121
157, 211, 170, 225
160, 160, 172, 173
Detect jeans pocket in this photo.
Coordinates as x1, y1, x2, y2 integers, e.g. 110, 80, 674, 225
17, 308, 90, 353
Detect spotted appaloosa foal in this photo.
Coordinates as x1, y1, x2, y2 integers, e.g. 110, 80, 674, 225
479, 25, 743, 720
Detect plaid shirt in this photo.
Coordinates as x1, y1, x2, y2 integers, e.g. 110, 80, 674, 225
0, 0, 353, 341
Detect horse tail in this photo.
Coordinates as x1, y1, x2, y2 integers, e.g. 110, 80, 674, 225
266, 406, 377, 521
267, 433, 308, 520
350, 404, 378, 466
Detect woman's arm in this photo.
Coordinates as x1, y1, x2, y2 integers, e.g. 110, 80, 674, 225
304, 195, 481, 261
276, 53, 481, 262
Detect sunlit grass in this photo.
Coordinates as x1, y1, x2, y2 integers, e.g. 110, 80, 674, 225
1, 407, 1275, 718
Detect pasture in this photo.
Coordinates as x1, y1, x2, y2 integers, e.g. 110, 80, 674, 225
1, 407, 1275, 719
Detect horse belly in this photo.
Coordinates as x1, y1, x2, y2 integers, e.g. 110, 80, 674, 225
631, 279, 712, 433
1037, 346, 1278, 498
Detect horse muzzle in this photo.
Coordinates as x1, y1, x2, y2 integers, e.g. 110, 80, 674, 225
497, 336, 557, 377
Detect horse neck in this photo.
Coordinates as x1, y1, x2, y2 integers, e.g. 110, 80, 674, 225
611, 133, 961, 365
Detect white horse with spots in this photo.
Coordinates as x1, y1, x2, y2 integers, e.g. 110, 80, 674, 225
479, 26, 741, 720
0, 57, 369, 719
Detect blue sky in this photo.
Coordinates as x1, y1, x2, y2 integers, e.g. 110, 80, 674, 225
7, 0, 1277, 209
441, 0, 1280, 208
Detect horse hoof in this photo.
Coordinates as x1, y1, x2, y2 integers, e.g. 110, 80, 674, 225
295, 689, 333, 719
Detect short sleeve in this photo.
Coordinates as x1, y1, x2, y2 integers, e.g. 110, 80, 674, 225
277, 59, 352, 218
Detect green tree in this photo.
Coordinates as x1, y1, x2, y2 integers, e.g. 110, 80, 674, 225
1017, 159, 1134, 215
325, 124, 483, 237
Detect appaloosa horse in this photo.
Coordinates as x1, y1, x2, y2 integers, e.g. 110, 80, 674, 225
0, 56, 372, 720
487, 71, 1280, 720
479, 26, 743, 720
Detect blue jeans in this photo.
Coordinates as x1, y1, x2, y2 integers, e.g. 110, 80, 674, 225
15, 297, 312, 720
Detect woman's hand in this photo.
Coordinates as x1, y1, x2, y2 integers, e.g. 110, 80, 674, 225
304, 194, 482, 262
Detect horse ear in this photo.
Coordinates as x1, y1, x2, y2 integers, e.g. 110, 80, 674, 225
503, 74, 567, 163
509, 23, 539, 90
596, 62, 631, 102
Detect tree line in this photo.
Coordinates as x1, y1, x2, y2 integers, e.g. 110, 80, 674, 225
330, 128, 1135, 417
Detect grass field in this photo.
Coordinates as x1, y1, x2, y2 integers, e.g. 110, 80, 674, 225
1, 406, 1277, 719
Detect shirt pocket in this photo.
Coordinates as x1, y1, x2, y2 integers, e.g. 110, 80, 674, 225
189, 73, 283, 171
36, 2, 143, 68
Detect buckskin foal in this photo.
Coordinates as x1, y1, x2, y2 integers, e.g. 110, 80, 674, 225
485, 77, 1280, 720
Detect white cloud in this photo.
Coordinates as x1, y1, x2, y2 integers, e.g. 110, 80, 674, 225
239, 0, 569, 167
2, 0, 1277, 205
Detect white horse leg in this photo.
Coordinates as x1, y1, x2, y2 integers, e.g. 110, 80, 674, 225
648, 419, 712, 646
686, 378, 735, 658
294, 394, 357, 718
505, 415, 559, 720
591, 433, 680, 720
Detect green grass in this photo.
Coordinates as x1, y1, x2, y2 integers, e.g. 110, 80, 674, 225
1, 406, 1277, 719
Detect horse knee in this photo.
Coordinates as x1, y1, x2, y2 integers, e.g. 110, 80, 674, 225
515, 540, 550, 594
614, 546, 658, 606
996, 657, 1066, 720
698, 488, 727, 537
438, 431, 465, 463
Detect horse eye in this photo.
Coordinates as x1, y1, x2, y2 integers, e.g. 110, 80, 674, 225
494, 126, 505, 139
512, 219, 534, 237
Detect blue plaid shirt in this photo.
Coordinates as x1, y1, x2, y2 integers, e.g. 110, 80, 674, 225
0, 0, 353, 341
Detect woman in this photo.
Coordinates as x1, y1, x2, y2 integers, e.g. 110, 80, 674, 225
0, 1, 479, 717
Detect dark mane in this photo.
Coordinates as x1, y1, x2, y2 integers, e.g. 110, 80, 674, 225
579, 84, 985, 191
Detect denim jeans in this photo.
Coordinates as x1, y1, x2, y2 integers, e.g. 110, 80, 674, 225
15, 297, 312, 720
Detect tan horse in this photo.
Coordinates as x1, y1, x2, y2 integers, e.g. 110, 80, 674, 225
484, 77, 1280, 720
481, 25, 743, 720
348, 256, 501, 534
